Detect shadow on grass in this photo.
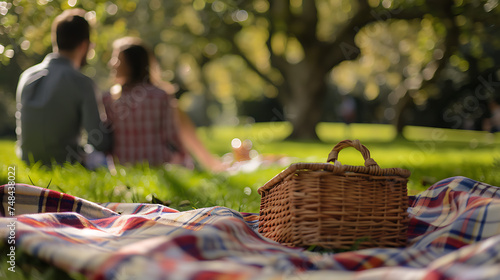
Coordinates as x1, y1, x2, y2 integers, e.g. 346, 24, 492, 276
0, 244, 85, 280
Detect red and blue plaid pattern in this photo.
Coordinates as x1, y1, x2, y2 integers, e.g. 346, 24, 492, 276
2, 176, 500, 279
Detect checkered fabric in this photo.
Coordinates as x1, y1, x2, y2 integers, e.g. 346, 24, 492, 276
102, 84, 191, 167
2, 176, 500, 279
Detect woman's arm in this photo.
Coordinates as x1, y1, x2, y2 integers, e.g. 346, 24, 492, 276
176, 108, 227, 172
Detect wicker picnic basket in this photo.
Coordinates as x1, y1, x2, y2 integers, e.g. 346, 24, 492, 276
258, 139, 410, 250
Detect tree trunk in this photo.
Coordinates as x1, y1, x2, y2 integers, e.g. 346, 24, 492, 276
283, 64, 327, 141
393, 93, 412, 138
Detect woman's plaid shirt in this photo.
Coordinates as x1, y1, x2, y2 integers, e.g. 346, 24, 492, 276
103, 83, 191, 167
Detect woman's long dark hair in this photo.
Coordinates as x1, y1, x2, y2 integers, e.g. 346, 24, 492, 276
121, 44, 150, 84
112, 37, 176, 93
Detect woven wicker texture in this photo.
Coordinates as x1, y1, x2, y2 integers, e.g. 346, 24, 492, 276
258, 140, 410, 250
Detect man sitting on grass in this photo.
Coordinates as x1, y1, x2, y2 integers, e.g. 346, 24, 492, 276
15, 9, 111, 167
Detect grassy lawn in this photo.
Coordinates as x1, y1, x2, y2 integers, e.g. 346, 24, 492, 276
2, 122, 500, 212
1, 122, 500, 278
1, 122, 500, 214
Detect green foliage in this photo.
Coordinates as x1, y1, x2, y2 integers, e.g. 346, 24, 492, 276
3, 0, 499, 103
2, 0, 500, 138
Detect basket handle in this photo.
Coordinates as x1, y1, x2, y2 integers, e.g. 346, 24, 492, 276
327, 139, 379, 167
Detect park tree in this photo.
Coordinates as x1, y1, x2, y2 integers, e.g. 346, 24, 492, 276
1, 0, 500, 139
213, 0, 499, 139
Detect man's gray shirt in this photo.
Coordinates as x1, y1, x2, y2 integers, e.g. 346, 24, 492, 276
16, 53, 111, 165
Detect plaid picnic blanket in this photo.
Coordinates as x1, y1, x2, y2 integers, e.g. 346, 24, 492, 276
2, 176, 500, 279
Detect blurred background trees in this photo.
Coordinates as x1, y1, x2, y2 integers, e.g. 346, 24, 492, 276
1, 0, 500, 140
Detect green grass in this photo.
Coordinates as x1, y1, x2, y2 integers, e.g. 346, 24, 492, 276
2, 122, 500, 278
1, 122, 500, 212
199, 122, 500, 194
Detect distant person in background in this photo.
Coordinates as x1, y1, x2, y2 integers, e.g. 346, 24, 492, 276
483, 96, 500, 133
15, 9, 111, 167
339, 95, 357, 138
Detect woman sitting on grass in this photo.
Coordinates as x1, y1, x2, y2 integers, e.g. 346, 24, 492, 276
102, 37, 193, 168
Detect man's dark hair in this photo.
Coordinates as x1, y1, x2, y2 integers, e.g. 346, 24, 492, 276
51, 9, 90, 51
